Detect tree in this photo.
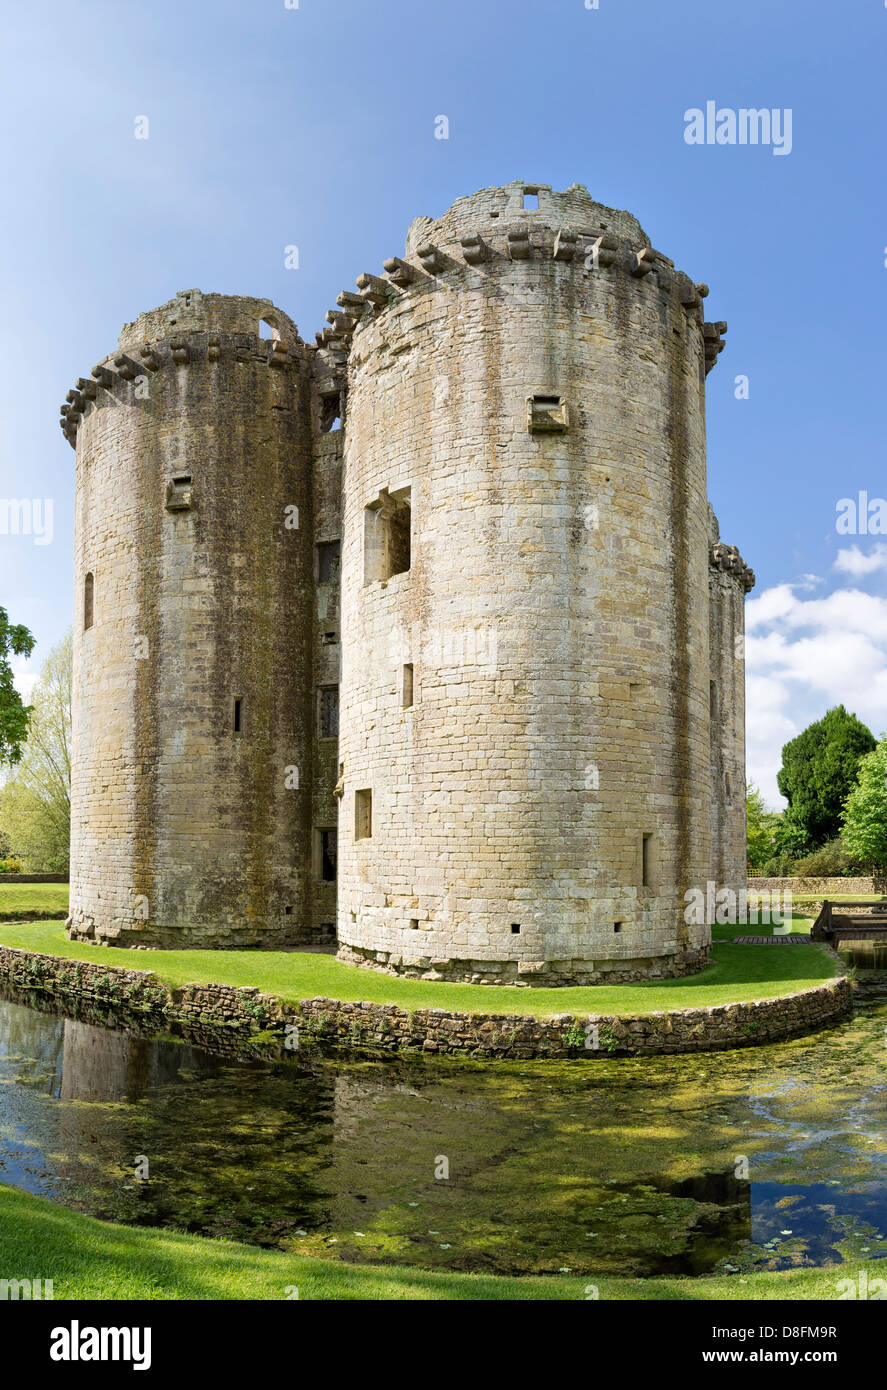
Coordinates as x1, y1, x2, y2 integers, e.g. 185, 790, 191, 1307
0, 632, 71, 872
746, 785, 781, 870
841, 734, 887, 869
776, 706, 876, 853
0, 607, 35, 765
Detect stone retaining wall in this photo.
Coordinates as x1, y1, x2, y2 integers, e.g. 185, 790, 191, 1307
749, 876, 887, 894
0, 874, 69, 884
0, 943, 853, 1060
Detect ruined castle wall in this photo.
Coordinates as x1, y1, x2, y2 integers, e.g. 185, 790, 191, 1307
69, 292, 316, 947
709, 563, 750, 891
309, 358, 345, 939
336, 184, 716, 984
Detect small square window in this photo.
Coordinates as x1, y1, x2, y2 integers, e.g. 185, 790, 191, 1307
527, 395, 568, 433
165, 474, 194, 511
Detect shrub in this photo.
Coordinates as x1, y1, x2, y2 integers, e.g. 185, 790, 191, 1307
758, 854, 797, 878
793, 838, 854, 878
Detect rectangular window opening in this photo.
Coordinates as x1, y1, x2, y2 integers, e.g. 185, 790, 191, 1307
355, 788, 372, 841
318, 686, 339, 739
317, 539, 341, 584
319, 827, 338, 882
364, 488, 411, 585
402, 663, 414, 708
528, 394, 568, 433
319, 391, 342, 433
233, 697, 242, 733
523, 190, 539, 210
642, 833, 653, 888
83, 572, 94, 630
613, 921, 623, 933
510, 923, 521, 934
710, 680, 717, 718
409, 918, 419, 931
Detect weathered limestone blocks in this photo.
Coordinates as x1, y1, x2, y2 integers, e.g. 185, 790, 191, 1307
62, 182, 750, 974
68, 292, 319, 949
337, 180, 740, 983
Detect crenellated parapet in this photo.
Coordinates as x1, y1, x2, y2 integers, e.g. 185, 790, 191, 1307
310, 182, 724, 376
710, 541, 755, 593
59, 304, 305, 448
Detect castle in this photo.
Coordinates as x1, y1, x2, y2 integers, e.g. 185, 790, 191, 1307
61, 180, 754, 985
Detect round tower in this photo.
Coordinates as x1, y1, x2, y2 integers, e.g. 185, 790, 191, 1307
64, 291, 314, 947
335, 180, 729, 984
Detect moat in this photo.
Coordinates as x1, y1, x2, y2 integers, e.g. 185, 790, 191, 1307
0, 966, 884, 1280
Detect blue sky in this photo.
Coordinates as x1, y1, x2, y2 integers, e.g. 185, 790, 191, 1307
2, 0, 885, 804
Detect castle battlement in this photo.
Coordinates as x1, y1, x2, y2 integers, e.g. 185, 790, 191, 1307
64, 181, 751, 985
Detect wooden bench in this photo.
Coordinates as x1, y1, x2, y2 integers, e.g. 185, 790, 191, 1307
811, 900, 887, 942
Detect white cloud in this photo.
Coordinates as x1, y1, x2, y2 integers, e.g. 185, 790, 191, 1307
744, 579, 887, 807
11, 659, 38, 703
834, 544, 887, 577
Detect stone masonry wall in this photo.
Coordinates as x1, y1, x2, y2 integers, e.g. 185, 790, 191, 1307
59, 183, 753, 979
68, 293, 317, 948
0, 943, 852, 1060
337, 181, 719, 983
708, 535, 753, 894
748, 877, 887, 893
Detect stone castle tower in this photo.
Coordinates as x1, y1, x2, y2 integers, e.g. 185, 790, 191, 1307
61, 180, 754, 984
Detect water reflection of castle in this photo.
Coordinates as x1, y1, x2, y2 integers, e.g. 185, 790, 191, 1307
59, 1018, 205, 1102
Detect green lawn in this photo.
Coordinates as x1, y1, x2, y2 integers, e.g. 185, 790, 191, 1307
0, 1183, 868, 1301
709, 909, 815, 940
0, 920, 839, 1019
0, 881, 68, 920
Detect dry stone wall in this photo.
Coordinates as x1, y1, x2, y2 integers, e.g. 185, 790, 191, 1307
0, 944, 851, 1060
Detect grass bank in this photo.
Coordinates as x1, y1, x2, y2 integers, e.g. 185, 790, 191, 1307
0, 881, 69, 920
0, 920, 839, 1019
0, 1183, 866, 1301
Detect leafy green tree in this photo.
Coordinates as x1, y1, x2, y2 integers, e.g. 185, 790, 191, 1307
841, 734, 887, 869
0, 632, 71, 872
776, 706, 876, 853
772, 805, 811, 859
746, 785, 781, 870
0, 607, 35, 765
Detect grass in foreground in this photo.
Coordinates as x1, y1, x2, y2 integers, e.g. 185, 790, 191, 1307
0, 920, 839, 1019
0, 1183, 868, 1301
